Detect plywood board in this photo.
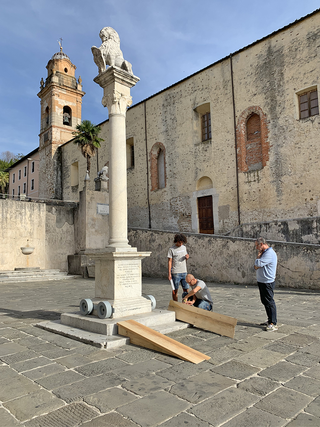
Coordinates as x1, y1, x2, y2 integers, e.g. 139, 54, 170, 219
117, 319, 210, 364
168, 300, 237, 339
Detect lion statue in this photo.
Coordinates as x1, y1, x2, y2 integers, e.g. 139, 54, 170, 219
92, 27, 133, 75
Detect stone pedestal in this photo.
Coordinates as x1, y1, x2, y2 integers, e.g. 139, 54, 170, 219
90, 250, 151, 318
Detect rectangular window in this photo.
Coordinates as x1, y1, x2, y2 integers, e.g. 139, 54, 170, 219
23, 183, 26, 194
201, 112, 211, 141
31, 179, 34, 191
12, 189, 14, 197
12, 173, 15, 183
31, 161, 35, 173
18, 186, 20, 196
18, 170, 21, 180
24, 166, 27, 177
299, 89, 319, 119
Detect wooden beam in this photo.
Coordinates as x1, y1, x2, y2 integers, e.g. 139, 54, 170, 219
168, 300, 237, 339
117, 319, 210, 364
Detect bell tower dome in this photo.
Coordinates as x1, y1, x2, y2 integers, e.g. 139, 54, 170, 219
38, 44, 85, 199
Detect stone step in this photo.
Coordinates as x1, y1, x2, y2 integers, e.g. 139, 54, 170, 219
38, 309, 191, 350
0, 270, 79, 282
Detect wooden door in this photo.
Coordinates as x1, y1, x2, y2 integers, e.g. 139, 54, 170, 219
198, 196, 214, 234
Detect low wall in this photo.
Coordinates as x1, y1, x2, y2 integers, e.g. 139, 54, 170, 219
0, 199, 76, 272
128, 228, 320, 289
229, 216, 320, 244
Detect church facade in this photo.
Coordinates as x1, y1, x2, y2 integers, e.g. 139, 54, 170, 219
8, 9, 320, 236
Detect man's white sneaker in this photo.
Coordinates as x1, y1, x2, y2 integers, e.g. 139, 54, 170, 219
265, 324, 278, 332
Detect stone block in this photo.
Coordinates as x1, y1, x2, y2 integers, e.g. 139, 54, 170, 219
238, 376, 280, 396
259, 360, 307, 382
211, 360, 260, 380
305, 396, 320, 418
285, 413, 320, 427
220, 407, 286, 427
122, 373, 175, 396
84, 387, 138, 412
36, 370, 84, 390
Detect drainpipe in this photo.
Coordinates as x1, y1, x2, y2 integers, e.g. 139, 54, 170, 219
230, 53, 241, 226
144, 101, 152, 228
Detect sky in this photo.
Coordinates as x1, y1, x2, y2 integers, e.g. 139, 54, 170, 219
0, 0, 319, 157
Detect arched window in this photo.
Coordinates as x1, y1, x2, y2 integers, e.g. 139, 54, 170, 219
246, 113, 262, 171
236, 106, 269, 173
63, 106, 72, 126
150, 142, 166, 191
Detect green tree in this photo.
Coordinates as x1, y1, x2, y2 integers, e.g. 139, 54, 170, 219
72, 120, 103, 175
0, 152, 24, 172
0, 171, 9, 194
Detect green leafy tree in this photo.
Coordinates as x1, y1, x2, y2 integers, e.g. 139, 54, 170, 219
72, 120, 103, 175
0, 152, 24, 172
0, 171, 9, 194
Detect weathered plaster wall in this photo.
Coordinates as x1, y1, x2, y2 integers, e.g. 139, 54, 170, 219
128, 228, 320, 289
0, 199, 75, 271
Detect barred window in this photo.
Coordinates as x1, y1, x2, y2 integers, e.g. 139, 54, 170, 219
201, 112, 211, 141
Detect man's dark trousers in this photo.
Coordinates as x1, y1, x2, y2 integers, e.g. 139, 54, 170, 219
258, 281, 277, 325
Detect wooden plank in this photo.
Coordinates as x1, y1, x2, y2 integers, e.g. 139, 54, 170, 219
168, 300, 237, 339
117, 319, 210, 364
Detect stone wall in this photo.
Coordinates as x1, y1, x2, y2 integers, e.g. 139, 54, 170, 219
0, 199, 76, 271
128, 228, 320, 289
229, 217, 320, 244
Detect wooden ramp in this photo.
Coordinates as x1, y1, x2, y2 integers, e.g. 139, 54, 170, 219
168, 300, 237, 339
117, 319, 210, 364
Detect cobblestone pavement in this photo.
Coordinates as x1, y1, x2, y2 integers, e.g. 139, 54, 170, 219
0, 276, 320, 426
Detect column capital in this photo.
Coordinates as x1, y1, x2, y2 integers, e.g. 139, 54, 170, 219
94, 66, 139, 114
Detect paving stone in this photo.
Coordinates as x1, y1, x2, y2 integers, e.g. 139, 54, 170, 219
86, 348, 121, 361
285, 375, 320, 397
0, 337, 10, 344
0, 370, 41, 401
255, 387, 313, 419
285, 412, 320, 427
53, 372, 125, 403
0, 407, 21, 426
156, 360, 210, 382
28, 342, 62, 354
0, 349, 38, 364
14, 336, 45, 348
11, 356, 52, 372
0, 342, 28, 356
45, 335, 84, 349
118, 390, 190, 427
74, 357, 128, 376
80, 412, 138, 426
116, 359, 172, 380
36, 370, 85, 389
122, 373, 175, 396
170, 370, 235, 403
229, 336, 269, 352
190, 388, 259, 426
41, 347, 72, 359
304, 365, 320, 380
278, 333, 316, 348
155, 353, 184, 365
221, 406, 286, 427
263, 341, 297, 355
24, 402, 99, 427
23, 363, 66, 380
299, 340, 320, 356
211, 360, 260, 380
159, 412, 212, 426
305, 396, 320, 418
235, 348, 284, 368
259, 360, 307, 382
238, 375, 280, 396
0, 327, 29, 339
84, 386, 138, 412
206, 347, 243, 365
285, 351, 320, 367
116, 348, 156, 363
54, 354, 93, 368
3, 389, 64, 422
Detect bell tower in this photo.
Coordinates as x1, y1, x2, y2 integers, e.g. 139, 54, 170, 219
38, 43, 85, 199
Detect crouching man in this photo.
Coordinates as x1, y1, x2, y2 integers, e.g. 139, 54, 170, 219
183, 274, 213, 311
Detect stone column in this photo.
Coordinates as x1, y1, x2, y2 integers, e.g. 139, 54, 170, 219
91, 66, 151, 318
94, 67, 139, 251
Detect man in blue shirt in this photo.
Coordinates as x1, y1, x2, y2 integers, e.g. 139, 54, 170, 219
254, 237, 278, 332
